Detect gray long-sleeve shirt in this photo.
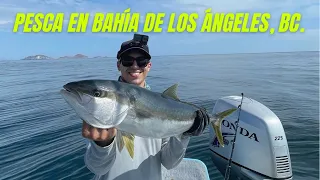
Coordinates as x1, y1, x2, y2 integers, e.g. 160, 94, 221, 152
85, 135, 190, 180
84, 77, 191, 180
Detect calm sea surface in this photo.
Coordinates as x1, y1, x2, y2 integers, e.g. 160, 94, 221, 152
0, 51, 318, 180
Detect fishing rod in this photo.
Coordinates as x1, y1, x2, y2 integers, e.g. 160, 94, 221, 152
224, 93, 244, 180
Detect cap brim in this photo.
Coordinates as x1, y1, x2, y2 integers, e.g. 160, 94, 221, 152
119, 47, 151, 59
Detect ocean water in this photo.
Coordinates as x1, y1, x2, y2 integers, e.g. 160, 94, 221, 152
0, 51, 318, 180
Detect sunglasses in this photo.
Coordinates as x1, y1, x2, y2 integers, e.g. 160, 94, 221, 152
120, 56, 150, 67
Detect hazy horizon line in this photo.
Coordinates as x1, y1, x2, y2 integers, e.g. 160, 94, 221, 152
2, 50, 319, 61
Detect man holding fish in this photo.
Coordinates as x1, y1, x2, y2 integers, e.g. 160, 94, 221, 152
85, 34, 209, 180
60, 34, 236, 180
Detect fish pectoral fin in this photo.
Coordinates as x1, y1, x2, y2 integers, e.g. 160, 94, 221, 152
116, 131, 125, 152
122, 132, 135, 159
162, 84, 180, 100
116, 131, 135, 159
135, 109, 153, 119
212, 108, 238, 147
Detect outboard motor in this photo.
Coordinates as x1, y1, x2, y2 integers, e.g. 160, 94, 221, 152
209, 96, 293, 180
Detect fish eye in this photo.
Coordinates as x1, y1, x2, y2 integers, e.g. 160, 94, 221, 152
93, 90, 102, 97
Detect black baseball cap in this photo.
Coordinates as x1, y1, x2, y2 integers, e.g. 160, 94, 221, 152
117, 34, 151, 60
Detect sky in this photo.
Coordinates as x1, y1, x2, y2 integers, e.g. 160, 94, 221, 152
0, 0, 319, 60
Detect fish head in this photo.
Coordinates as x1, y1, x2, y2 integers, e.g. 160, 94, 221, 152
60, 80, 131, 128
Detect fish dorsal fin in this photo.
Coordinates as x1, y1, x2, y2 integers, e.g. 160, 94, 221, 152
162, 84, 179, 100
116, 131, 135, 159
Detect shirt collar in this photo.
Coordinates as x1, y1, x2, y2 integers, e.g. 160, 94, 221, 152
118, 76, 151, 90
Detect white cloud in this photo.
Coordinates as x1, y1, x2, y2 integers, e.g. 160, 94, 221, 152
0, 0, 112, 21
272, 28, 319, 41
301, 4, 320, 19
0, 20, 11, 25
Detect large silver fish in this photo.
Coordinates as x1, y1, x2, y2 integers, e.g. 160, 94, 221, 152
60, 80, 237, 158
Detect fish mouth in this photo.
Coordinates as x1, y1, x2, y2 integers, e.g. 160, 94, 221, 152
61, 84, 82, 103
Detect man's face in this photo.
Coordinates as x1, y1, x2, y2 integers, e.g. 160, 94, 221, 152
117, 51, 151, 87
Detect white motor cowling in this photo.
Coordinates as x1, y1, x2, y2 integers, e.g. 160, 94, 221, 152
209, 96, 293, 180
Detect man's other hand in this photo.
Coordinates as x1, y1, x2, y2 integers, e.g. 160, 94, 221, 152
183, 108, 210, 136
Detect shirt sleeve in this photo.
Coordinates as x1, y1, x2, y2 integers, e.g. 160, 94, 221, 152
84, 138, 117, 176
160, 134, 191, 170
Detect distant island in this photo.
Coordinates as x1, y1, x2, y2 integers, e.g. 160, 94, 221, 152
58, 54, 88, 59
22, 55, 53, 60
21, 54, 108, 60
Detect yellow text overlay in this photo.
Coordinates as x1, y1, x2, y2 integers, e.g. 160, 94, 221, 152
12, 9, 305, 34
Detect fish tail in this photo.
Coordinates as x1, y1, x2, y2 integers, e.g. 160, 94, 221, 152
211, 108, 237, 147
